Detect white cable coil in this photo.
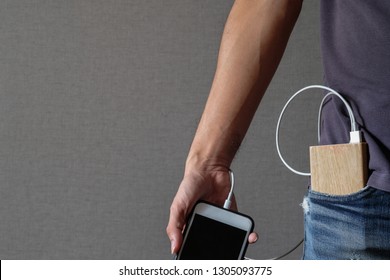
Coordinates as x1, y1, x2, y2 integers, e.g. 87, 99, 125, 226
275, 85, 358, 177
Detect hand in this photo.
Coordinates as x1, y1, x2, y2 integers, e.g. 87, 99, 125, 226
166, 167, 258, 255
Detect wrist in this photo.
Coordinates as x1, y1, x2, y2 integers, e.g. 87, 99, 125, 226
184, 151, 231, 177
184, 132, 242, 176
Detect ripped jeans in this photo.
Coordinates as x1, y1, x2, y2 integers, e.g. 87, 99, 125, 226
302, 186, 390, 260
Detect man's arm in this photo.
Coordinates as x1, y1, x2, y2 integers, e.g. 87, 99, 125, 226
167, 0, 303, 254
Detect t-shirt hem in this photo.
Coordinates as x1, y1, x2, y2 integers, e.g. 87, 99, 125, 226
367, 172, 390, 193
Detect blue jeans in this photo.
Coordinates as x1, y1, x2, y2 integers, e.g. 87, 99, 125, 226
302, 186, 390, 259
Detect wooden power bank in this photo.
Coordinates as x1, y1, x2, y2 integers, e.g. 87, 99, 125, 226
310, 143, 368, 195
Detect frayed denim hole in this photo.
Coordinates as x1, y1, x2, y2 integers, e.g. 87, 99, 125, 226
301, 196, 310, 215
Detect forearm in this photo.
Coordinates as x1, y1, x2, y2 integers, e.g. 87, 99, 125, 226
186, 0, 302, 172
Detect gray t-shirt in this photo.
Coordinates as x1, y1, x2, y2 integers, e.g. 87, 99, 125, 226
320, 0, 390, 192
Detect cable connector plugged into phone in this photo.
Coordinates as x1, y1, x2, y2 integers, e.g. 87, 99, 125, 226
223, 170, 235, 209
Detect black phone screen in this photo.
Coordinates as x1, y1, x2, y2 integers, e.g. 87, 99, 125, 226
179, 214, 248, 260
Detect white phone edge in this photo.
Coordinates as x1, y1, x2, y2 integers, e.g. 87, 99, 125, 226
177, 201, 254, 260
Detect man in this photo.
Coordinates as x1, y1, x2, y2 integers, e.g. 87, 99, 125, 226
167, 0, 390, 259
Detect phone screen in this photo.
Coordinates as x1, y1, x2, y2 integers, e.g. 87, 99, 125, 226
178, 213, 248, 260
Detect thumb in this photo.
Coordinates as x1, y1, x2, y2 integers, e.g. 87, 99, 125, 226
166, 205, 186, 254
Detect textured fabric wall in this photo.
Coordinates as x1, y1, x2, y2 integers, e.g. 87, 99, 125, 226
0, 0, 321, 259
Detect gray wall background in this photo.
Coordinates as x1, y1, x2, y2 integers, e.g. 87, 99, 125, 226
0, 0, 322, 259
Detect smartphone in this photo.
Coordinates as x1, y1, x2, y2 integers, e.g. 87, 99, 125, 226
176, 201, 254, 260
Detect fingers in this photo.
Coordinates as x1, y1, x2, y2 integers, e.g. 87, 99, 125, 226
166, 170, 246, 255
166, 174, 207, 254
166, 224, 183, 255
248, 232, 259, 244
166, 203, 186, 254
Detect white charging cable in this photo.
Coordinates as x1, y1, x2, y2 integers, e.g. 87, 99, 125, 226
268, 85, 361, 260
223, 169, 235, 209
231, 86, 360, 259
275, 85, 360, 177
